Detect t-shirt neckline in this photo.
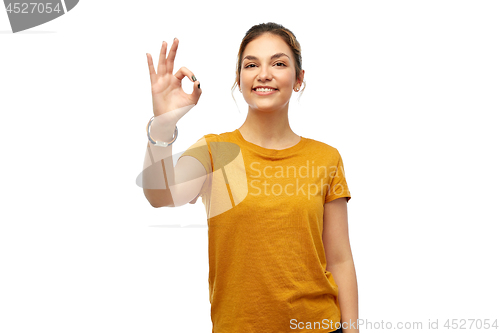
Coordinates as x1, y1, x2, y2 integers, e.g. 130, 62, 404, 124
233, 128, 307, 156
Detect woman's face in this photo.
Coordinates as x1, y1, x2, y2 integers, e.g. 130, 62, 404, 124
239, 33, 303, 113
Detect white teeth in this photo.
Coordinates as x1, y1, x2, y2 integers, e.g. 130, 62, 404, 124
255, 88, 275, 92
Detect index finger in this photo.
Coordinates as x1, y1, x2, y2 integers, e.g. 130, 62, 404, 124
165, 38, 179, 75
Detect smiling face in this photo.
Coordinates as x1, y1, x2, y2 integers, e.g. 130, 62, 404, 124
239, 33, 303, 113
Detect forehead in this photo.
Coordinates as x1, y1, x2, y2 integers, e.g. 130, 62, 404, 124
242, 33, 293, 59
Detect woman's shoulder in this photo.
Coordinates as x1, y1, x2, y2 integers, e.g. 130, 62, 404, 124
302, 136, 342, 157
192, 131, 241, 158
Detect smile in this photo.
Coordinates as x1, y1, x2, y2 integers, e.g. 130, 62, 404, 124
253, 88, 278, 95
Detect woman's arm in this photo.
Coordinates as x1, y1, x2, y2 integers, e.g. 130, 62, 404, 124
141, 39, 205, 207
323, 197, 359, 333
142, 118, 207, 207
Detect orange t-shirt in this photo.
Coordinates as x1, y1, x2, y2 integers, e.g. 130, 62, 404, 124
179, 129, 351, 333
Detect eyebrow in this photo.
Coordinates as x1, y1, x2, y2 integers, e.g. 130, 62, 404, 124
243, 53, 290, 62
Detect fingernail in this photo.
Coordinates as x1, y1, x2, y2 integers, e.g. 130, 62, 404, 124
192, 75, 197, 82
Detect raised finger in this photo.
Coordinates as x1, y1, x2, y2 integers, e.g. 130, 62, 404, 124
165, 38, 179, 75
157, 41, 167, 76
174, 66, 198, 84
146, 53, 157, 85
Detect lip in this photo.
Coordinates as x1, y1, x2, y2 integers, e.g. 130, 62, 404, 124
253, 88, 278, 96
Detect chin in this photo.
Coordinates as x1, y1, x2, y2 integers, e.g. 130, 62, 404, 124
249, 104, 287, 113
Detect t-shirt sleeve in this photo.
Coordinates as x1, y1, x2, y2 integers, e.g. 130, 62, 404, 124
178, 135, 213, 175
178, 135, 214, 203
325, 150, 352, 204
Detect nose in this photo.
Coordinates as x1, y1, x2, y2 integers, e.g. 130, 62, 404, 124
257, 64, 272, 82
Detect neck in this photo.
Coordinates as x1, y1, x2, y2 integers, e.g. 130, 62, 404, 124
238, 104, 300, 149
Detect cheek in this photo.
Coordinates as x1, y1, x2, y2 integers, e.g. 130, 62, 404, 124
240, 74, 252, 87
277, 71, 295, 85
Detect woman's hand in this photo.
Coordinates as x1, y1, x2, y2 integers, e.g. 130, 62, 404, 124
146, 38, 202, 124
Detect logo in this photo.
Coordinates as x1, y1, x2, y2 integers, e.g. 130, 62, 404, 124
3, 0, 79, 33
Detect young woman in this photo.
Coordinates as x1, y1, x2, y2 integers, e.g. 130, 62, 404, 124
142, 22, 358, 333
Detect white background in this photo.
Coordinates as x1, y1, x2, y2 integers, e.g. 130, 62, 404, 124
1, 1, 499, 332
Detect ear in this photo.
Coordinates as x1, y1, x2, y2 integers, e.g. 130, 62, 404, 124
297, 69, 305, 85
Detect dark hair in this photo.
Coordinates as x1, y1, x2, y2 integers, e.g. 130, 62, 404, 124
231, 22, 306, 106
